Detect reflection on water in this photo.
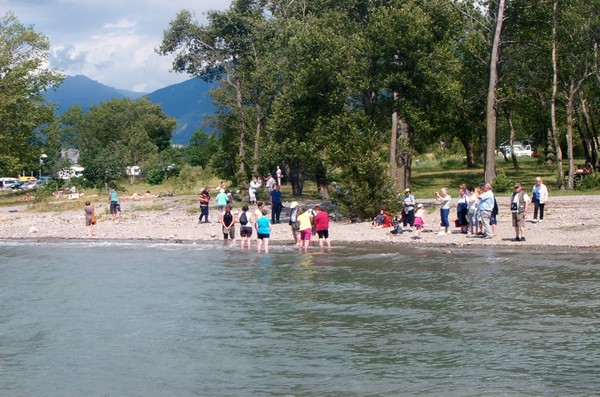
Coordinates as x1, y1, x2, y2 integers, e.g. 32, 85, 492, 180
1, 241, 599, 396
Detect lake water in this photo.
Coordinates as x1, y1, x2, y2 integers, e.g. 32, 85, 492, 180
1, 241, 599, 396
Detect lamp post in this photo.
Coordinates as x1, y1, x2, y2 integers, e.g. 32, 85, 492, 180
39, 153, 47, 179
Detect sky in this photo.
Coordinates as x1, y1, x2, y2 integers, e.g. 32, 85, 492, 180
2, 0, 231, 93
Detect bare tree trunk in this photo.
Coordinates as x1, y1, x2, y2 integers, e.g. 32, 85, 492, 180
252, 104, 261, 174
395, 118, 413, 189
566, 82, 576, 190
504, 109, 519, 169
484, 0, 505, 183
579, 89, 598, 169
551, 0, 565, 190
459, 137, 477, 168
390, 93, 399, 182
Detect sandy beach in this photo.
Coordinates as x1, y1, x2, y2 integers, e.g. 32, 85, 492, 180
1, 194, 598, 250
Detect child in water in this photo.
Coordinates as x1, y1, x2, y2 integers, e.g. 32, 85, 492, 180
413, 203, 425, 239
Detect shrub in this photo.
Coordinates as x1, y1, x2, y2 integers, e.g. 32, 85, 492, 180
492, 170, 513, 193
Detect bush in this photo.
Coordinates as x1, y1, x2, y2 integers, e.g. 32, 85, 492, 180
146, 169, 165, 185
580, 172, 600, 190
492, 170, 513, 193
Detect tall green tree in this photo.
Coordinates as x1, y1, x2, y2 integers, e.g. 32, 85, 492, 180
71, 97, 176, 188
0, 12, 63, 175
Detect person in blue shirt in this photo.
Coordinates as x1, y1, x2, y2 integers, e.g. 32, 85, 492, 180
269, 184, 283, 224
109, 188, 119, 220
477, 183, 495, 239
255, 209, 272, 253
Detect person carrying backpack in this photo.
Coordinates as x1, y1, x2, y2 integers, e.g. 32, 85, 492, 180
238, 205, 253, 250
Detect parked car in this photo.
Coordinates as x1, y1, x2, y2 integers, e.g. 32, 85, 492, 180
512, 144, 533, 157
19, 176, 37, 182
0, 177, 19, 189
499, 144, 534, 157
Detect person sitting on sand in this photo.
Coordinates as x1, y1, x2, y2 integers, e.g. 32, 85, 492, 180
372, 210, 393, 228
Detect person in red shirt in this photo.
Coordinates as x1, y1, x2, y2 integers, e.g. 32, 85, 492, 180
313, 205, 331, 248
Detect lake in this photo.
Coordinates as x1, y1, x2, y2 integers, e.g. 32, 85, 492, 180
1, 241, 599, 396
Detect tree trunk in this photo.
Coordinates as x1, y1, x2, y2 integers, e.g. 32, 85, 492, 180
287, 158, 305, 196
551, 0, 565, 190
395, 117, 413, 189
484, 0, 506, 183
579, 90, 598, 169
566, 82, 576, 190
390, 107, 398, 182
504, 109, 519, 169
252, 104, 261, 174
459, 137, 477, 168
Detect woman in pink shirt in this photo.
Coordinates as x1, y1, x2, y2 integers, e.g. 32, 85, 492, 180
313, 205, 331, 248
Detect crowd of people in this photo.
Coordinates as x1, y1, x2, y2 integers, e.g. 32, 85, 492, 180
375, 177, 548, 242
82, 174, 549, 247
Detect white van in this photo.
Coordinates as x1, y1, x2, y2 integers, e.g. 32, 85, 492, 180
0, 177, 19, 189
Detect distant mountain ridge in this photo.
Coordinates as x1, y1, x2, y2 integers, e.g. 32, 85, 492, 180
43, 75, 217, 145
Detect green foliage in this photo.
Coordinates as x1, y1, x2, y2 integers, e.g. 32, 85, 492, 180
580, 173, 600, 190
186, 130, 219, 168
0, 12, 63, 175
492, 169, 513, 193
146, 169, 165, 185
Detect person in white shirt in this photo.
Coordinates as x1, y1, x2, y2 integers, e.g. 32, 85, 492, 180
510, 183, 530, 242
531, 177, 548, 222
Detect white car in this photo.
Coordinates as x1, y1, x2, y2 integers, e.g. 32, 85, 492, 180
499, 144, 534, 157
512, 145, 533, 157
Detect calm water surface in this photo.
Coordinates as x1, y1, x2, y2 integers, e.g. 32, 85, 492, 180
1, 241, 599, 396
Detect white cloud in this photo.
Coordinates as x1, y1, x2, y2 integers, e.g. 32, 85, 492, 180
2, 0, 231, 92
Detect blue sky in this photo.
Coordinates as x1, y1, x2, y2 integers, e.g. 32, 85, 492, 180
2, 0, 231, 92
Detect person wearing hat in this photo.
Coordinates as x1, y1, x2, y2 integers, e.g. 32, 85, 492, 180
265, 173, 276, 193
510, 183, 530, 241
288, 201, 300, 245
402, 188, 416, 230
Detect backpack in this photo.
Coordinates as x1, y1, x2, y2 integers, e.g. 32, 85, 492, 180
239, 211, 248, 225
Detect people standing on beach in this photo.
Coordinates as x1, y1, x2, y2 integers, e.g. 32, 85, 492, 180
198, 187, 211, 223
269, 184, 283, 224
477, 183, 494, 239
238, 205, 253, 250
456, 187, 469, 234
402, 188, 415, 230
296, 208, 314, 251
249, 177, 261, 204
216, 188, 228, 214
532, 177, 548, 223
221, 205, 236, 246
84, 201, 95, 237
254, 201, 265, 224
256, 209, 271, 253
109, 188, 119, 220
276, 165, 282, 186
289, 201, 300, 245
490, 197, 499, 237
434, 187, 451, 235
265, 173, 276, 193
313, 205, 331, 248
467, 186, 480, 235
511, 183, 530, 242
413, 203, 425, 239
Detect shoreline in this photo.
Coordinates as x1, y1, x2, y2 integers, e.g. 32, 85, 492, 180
1, 194, 599, 252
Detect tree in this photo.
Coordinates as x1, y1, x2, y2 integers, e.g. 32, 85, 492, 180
72, 98, 176, 188
0, 12, 63, 175
484, 0, 507, 183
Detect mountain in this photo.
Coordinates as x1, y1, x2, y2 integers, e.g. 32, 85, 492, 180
145, 78, 217, 145
43, 75, 216, 145
44, 75, 130, 114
